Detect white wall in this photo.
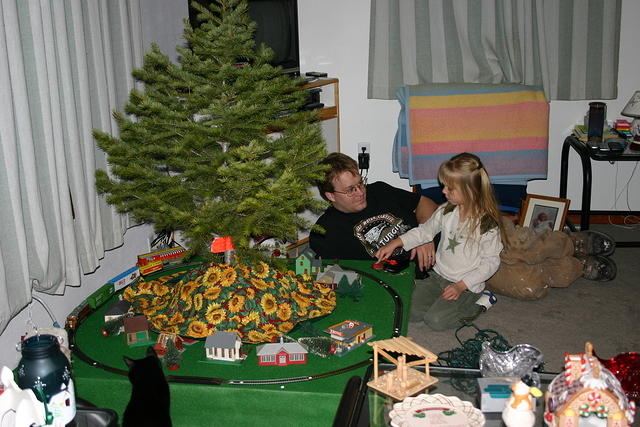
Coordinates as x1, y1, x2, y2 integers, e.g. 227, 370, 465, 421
298, 0, 640, 212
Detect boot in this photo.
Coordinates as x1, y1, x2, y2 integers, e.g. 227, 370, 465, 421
578, 255, 617, 281
568, 230, 615, 257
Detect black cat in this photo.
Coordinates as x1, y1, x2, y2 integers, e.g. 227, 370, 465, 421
123, 346, 171, 427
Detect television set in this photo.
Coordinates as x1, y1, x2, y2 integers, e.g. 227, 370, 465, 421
187, 0, 300, 75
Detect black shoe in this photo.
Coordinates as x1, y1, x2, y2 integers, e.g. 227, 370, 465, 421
569, 230, 615, 257
579, 255, 617, 281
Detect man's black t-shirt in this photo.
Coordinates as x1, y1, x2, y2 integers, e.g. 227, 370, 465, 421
309, 182, 421, 260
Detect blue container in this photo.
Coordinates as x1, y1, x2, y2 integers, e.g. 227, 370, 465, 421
16, 334, 76, 424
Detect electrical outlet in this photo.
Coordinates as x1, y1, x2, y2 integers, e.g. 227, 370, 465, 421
358, 143, 370, 155
357, 143, 370, 170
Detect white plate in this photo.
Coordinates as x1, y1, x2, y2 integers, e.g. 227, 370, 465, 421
389, 393, 485, 427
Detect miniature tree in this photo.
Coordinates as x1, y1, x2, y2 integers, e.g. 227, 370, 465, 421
94, 0, 327, 264
336, 275, 364, 301
163, 338, 181, 369
102, 317, 123, 337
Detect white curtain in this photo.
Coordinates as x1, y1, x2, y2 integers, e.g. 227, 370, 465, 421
369, 0, 621, 101
0, 0, 143, 333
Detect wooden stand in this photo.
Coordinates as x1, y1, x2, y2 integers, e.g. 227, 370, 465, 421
367, 336, 438, 401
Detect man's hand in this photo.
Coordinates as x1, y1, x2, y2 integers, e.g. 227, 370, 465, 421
375, 238, 402, 262
441, 281, 467, 300
410, 242, 435, 271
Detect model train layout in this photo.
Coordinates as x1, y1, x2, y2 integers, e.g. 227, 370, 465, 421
66, 261, 404, 387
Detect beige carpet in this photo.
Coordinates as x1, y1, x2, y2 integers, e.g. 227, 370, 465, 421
407, 226, 640, 374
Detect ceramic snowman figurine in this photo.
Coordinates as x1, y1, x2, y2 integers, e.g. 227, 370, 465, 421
502, 377, 543, 427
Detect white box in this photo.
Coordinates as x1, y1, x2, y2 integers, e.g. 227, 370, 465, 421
477, 376, 517, 412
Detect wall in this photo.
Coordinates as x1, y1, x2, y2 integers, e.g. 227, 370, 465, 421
298, 0, 640, 212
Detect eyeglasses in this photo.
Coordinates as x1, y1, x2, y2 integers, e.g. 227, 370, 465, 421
332, 178, 367, 197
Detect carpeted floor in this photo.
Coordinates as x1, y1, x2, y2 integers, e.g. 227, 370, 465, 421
407, 224, 640, 374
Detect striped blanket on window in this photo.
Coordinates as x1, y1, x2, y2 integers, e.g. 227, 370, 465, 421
393, 83, 549, 188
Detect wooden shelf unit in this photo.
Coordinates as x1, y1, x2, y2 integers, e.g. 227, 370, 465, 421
301, 77, 340, 151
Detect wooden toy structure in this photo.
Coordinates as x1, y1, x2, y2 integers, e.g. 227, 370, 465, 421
367, 336, 438, 400
544, 342, 635, 427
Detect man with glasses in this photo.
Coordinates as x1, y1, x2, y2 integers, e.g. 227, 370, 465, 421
310, 152, 438, 270
309, 152, 617, 303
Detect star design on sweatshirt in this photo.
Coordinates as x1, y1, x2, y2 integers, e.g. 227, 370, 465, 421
447, 235, 461, 253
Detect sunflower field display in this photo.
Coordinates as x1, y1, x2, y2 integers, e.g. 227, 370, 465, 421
122, 262, 336, 343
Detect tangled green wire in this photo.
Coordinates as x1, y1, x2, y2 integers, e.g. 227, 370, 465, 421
434, 323, 513, 394
436, 323, 511, 369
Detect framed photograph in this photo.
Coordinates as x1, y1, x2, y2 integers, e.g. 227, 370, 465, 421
519, 194, 570, 232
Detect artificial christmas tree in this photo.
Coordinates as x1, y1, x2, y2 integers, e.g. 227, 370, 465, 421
94, 0, 327, 263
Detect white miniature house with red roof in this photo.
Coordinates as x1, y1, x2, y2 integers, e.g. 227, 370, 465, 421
544, 342, 635, 426
256, 338, 308, 366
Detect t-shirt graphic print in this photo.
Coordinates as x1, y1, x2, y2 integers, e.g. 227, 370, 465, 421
353, 213, 411, 258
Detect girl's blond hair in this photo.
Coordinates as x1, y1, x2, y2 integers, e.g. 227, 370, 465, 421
438, 153, 509, 247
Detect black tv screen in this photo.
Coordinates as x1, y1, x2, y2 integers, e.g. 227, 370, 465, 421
187, 0, 300, 75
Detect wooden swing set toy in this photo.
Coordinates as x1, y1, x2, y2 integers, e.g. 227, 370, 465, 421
367, 336, 439, 401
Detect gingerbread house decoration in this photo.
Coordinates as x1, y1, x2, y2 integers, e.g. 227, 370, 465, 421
367, 336, 438, 401
544, 342, 635, 427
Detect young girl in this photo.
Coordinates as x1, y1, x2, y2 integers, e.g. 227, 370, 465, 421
375, 152, 509, 330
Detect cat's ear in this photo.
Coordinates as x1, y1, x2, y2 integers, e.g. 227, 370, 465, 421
123, 355, 135, 368
146, 346, 158, 358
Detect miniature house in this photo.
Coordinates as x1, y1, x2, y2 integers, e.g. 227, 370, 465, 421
256, 338, 307, 366
316, 265, 359, 288
204, 331, 245, 363
325, 320, 374, 356
123, 315, 153, 346
367, 336, 438, 401
285, 239, 309, 259
544, 342, 635, 427
295, 248, 322, 276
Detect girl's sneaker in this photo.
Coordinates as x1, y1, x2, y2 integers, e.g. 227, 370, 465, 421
475, 291, 498, 312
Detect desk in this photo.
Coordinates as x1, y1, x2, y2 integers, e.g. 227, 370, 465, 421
70, 260, 414, 426
559, 135, 640, 247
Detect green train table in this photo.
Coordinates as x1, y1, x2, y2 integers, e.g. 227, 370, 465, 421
68, 260, 415, 426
